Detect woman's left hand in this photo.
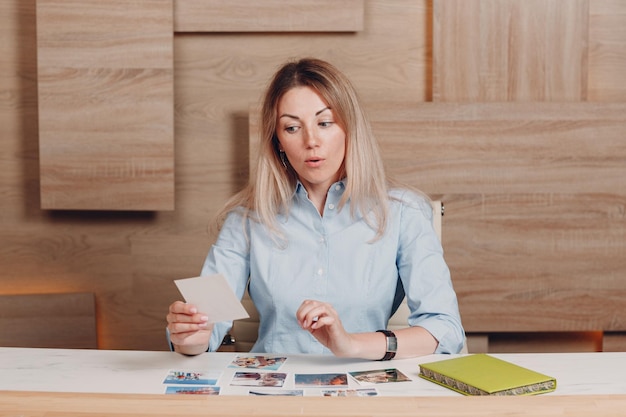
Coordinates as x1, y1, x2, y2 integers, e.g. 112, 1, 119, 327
295, 299, 356, 357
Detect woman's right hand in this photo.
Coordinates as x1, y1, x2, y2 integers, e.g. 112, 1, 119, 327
166, 301, 212, 355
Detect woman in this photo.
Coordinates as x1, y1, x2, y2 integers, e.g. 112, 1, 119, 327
167, 58, 464, 359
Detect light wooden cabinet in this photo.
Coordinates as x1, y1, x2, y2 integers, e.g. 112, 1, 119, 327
36, 0, 175, 210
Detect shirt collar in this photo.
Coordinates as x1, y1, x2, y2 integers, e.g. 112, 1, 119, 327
294, 179, 347, 197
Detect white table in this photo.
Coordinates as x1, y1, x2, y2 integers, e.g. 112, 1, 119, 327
1, 347, 625, 396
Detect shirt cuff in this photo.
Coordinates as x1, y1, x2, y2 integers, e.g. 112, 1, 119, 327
415, 318, 465, 354
165, 327, 175, 352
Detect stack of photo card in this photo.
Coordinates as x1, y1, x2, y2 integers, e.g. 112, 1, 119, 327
163, 370, 221, 395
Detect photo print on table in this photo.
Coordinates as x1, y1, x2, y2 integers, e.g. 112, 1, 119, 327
230, 372, 287, 387
162, 370, 220, 385
349, 368, 412, 384
228, 355, 287, 371
294, 373, 349, 387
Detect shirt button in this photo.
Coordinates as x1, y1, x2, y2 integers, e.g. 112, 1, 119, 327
328, 203, 335, 210
317, 268, 324, 276
335, 184, 341, 191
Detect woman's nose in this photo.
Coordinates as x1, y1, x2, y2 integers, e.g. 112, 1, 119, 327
303, 126, 319, 148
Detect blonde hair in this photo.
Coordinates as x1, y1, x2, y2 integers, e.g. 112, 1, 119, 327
214, 58, 390, 239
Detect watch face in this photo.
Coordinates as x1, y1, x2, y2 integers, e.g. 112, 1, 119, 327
388, 337, 398, 352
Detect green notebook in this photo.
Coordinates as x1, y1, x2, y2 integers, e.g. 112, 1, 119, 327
418, 354, 557, 396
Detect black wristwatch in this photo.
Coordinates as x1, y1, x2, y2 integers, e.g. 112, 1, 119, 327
376, 330, 397, 361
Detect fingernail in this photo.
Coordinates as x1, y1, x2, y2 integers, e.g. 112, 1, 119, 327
201, 315, 208, 321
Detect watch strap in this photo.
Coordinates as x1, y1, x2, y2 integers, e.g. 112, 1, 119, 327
376, 329, 397, 361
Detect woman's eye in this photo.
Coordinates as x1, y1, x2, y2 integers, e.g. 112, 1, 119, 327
285, 126, 299, 133
319, 121, 333, 128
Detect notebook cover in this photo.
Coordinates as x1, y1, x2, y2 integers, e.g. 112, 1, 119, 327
418, 354, 557, 396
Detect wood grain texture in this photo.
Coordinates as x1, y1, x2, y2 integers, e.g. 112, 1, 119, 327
2, 391, 626, 417
465, 334, 489, 354
433, 0, 589, 101
36, 0, 174, 210
603, 333, 626, 352
588, 0, 626, 100
0, 293, 97, 348
447, 193, 626, 332
371, 102, 626, 194
174, 0, 364, 32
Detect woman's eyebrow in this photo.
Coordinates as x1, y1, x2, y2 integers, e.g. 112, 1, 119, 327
279, 107, 331, 120
315, 107, 331, 116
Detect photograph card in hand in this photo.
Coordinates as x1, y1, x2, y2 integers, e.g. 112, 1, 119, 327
419, 354, 556, 396
174, 274, 249, 323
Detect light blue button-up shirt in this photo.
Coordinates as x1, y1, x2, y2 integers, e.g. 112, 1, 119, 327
201, 180, 465, 354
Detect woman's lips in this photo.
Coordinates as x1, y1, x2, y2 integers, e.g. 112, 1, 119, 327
305, 157, 323, 167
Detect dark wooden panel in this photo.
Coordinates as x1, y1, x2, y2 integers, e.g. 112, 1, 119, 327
488, 332, 603, 353
175, 0, 364, 32
36, 0, 174, 210
0, 293, 97, 348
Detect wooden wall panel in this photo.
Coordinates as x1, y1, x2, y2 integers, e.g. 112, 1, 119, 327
603, 332, 626, 352
0, 1, 39, 220
446, 193, 625, 332
175, 0, 364, 32
433, 0, 589, 101
366, 102, 626, 333
588, 0, 626, 100
36, 0, 174, 210
371, 102, 626, 194
465, 334, 489, 354
0, 293, 97, 348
